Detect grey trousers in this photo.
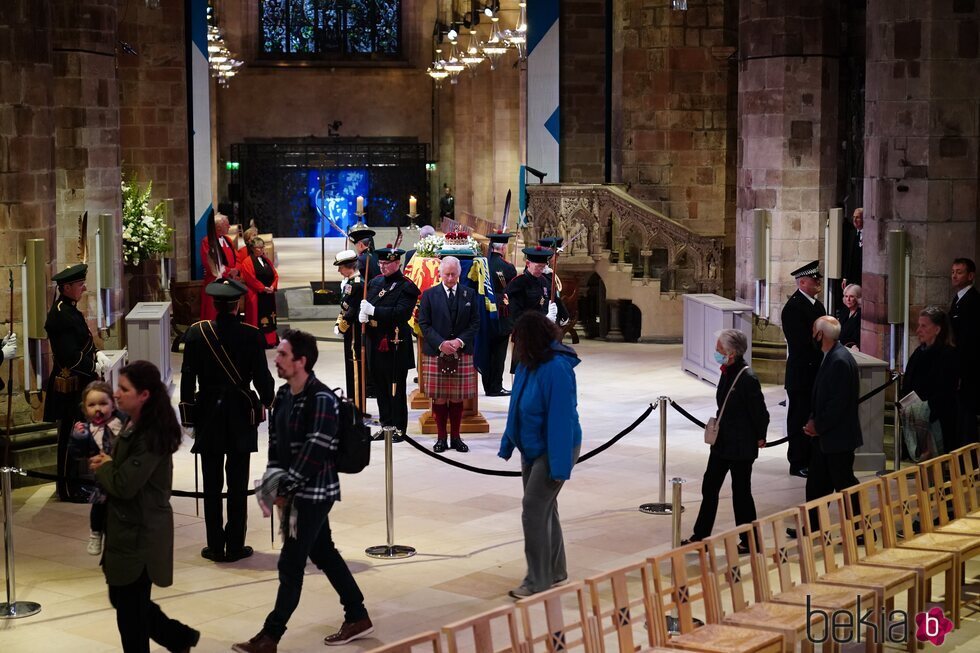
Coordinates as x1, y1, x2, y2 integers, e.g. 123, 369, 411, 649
520, 447, 579, 592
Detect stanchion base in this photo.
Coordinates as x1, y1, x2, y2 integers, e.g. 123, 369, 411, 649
0, 601, 42, 619
638, 503, 684, 515
365, 544, 416, 559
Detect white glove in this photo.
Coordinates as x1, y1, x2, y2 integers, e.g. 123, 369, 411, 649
96, 351, 111, 376
544, 265, 554, 275
1, 333, 16, 360
358, 309, 369, 324
2, 332, 15, 346
333, 325, 341, 336
546, 301, 558, 323
360, 300, 376, 316
95, 359, 106, 377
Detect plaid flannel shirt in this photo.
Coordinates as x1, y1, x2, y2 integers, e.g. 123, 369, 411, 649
268, 374, 340, 503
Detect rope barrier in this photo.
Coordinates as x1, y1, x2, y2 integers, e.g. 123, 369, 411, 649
18, 469, 257, 499
666, 373, 901, 448
397, 402, 656, 477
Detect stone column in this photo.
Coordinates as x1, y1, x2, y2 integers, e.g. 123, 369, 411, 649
735, 0, 841, 318
641, 249, 653, 279
861, 0, 980, 360
605, 299, 625, 342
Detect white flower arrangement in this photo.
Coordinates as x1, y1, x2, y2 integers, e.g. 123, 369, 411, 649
122, 177, 173, 266
413, 231, 480, 258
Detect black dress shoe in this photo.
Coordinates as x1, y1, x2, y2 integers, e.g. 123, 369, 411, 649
450, 438, 469, 453
680, 536, 703, 546
789, 467, 808, 478
498, 389, 511, 396
391, 432, 405, 443
224, 546, 254, 562
433, 440, 448, 453
201, 546, 226, 562
737, 541, 751, 555
785, 528, 798, 539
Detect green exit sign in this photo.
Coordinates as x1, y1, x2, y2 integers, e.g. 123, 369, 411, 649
225, 161, 240, 171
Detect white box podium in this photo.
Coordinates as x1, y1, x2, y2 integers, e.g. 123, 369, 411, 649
124, 302, 172, 386
851, 349, 888, 472
682, 294, 754, 386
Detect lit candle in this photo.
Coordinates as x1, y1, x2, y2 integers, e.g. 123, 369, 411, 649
409, 195, 417, 215
356, 196, 364, 214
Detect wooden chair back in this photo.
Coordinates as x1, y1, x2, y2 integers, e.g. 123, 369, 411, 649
842, 478, 898, 555
918, 454, 965, 524
368, 631, 443, 653
442, 604, 524, 653
584, 560, 662, 653
753, 507, 814, 593
516, 582, 597, 653
648, 541, 716, 634
881, 466, 933, 536
799, 493, 854, 573
703, 523, 770, 617
951, 443, 980, 513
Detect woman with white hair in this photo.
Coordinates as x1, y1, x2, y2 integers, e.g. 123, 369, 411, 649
682, 329, 769, 553
836, 283, 862, 349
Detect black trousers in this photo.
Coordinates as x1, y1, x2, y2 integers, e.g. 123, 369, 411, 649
692, 451, 757, 542
483, 334, 511, 394
56, 408, 87, 502
108, 568, 198, 653
805, 444, 859, 526
200, 451, 250, 555
91, 501, 107, 533
785, 386, 813, 470
954, 391, 979, 446
371, 364, 408, 434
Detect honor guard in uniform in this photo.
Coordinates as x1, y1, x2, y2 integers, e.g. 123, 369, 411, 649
781, 260, 827, 478
359, 245, 421, 440
538, 236, 570, 326
333, 249, 363, 401
348, 221, 381, 281
180, 279, 275, 563
44, 263, 107, 501
484, 230, 517, 396
504, 246, 568, 372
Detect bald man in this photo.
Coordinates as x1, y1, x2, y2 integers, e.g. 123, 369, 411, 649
200, 213, 240, 320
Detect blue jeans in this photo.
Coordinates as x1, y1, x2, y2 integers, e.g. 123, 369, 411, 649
262, 500, 368, 640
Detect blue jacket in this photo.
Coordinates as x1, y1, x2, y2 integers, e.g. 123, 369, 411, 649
498, 341, 582, 480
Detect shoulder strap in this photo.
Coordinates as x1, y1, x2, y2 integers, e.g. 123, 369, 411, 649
201, 321, 244, 386
716, 366, 749, 421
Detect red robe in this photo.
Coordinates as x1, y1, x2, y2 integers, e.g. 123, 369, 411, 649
199, 235, 238, 320
238, 254, 279, 328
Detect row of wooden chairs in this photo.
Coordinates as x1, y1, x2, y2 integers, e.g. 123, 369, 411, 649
368, 444, 980, 653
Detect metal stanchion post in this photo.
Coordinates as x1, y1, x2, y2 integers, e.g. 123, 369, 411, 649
893, 373, 903, 473
640, 397, 683, 515
670, 478, 686, 548
366, 427, 416, 559
1, 467, 42, 619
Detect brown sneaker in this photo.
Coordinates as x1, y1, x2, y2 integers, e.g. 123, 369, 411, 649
232, 631, 278, 653
323, 617, 374, 646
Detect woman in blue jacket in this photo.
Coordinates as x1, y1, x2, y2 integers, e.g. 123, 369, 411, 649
499, 311, 582, 599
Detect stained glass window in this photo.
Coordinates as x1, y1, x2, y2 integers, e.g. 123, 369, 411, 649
260, 1, 401, 60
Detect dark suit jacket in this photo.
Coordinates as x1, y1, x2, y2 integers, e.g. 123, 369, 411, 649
811, 342, 863, 454
418, 284, 480, 357
950, 286, 980, 403
835, 306, 861, 349
781, 290, 827, 392
713, 358, 770, 461
902, 342, 960, 439
179, 313, 275, 454
841, 220, 863, 285
43, 295, 98, 422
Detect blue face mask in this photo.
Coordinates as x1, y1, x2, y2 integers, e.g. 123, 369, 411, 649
713, 351, 729, 365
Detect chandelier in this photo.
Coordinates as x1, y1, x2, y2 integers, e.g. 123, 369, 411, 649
426, 47, 450, 87
482, 16, 509, 70
444, 39, 466, 84
503, 1, 527, 61
461, 29, 484, 69
207, 6, 243, 86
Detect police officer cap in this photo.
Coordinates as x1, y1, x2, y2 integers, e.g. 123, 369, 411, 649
52, 263, 88, 284
375, 244, 405, 262
333, 249, 358, 266
790, 260, 823, 280
538, 236, 564, 250
205, 278, 247, 300
522, 246, 554, 264
486, 230, 513, 244
347, 221, 375, 243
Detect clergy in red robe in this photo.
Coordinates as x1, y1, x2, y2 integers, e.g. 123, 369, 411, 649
238, 237, 280, 347
199, 213, 239, 320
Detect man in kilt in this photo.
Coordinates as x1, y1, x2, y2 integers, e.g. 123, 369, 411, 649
417, 256, 481, 453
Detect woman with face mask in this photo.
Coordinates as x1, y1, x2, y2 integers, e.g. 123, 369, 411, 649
682, 329, 769, 553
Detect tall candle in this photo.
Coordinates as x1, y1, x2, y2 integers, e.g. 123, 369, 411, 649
409, 195, 417, 215
356, 196, 364, 214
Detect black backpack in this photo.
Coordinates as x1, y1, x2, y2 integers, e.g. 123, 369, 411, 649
297, 381, 371, 474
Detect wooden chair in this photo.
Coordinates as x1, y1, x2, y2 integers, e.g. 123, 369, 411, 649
442, 604, 524, 653
949, 443, 980, 518
753, 507, 877, 653
515, 582, 598, 653
841, 479, 957, 633
584, 560, 662, 653
800, 494, 919, 653
703, 524, 829, 653
648, 542, 784, 653
920, 454, 980, 535
367, 631, 443, 653
880, 466, 980, 628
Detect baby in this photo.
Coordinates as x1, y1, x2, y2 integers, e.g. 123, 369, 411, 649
69, 380, 123, 556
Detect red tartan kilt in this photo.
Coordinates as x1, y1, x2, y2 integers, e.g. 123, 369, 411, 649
421, 352, 477, 401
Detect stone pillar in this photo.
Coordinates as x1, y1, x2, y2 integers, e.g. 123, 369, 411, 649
861, 0, 980, 360
605, 299, 625, 342
51, 0, 122, 333
641, 249, 653, 279
561, 0, 607, 182
735, 0, 841, 318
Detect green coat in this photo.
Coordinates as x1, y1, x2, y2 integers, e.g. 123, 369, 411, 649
95, 421, 175, 587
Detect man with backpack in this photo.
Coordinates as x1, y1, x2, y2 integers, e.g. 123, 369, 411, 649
234, 329, 373, 653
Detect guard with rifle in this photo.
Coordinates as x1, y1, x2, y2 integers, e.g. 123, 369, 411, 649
359, 245, 420, 442
333, 249, 363, 403
348, 221, 381, 280
484, 230, 517, 396
179, 278, 275, 563
503, 246, 568, 373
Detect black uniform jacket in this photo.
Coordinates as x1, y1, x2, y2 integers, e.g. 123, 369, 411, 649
780, 290, 826, 392
418, 284, 481, 357
489, 252, 518, 334
339, 276, 365, 357
44, 294, 98, 422
712, 358, 770, 461
365, 270, 420, 372
358, 251, 381, 280
811, 342, 863, 454
179, 313, 275, 454
504, 270, 567, 326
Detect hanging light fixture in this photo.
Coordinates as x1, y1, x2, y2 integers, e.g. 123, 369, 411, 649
503, 1, 527, 61
672, 0, 689, 9
461, 28, 484, 69
426, 47, 450, 87
482, 16, 509, 70
444, 39, 466, 84
207, 4, 243, 86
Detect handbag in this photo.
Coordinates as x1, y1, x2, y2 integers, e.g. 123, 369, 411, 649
705, 366, 748, 445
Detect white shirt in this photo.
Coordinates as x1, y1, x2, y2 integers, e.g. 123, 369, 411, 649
800, 289, 818, 305
956, 286, 972, 302
443, 283, 459, 299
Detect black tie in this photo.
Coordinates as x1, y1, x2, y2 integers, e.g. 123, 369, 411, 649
449, 288, 457, 320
